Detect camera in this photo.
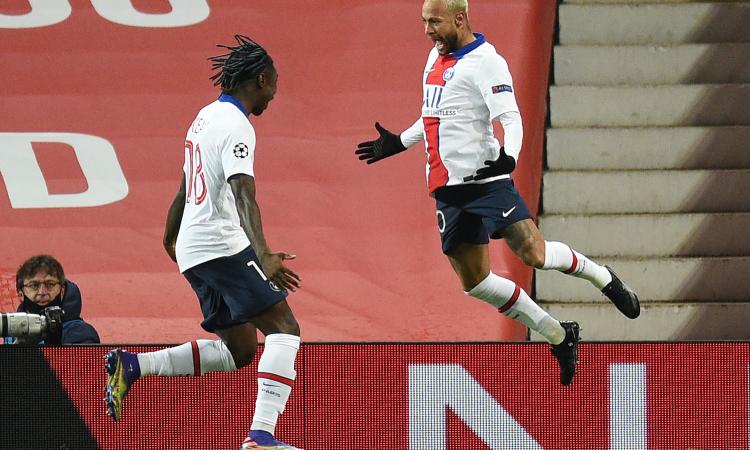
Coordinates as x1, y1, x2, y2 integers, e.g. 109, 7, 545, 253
0, 306, 64, 344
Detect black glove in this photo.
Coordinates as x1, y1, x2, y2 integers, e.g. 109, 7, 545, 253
355, 122, 407, 164
471, 147, 516, 180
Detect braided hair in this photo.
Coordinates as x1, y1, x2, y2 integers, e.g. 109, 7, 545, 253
209, 35, 273, 92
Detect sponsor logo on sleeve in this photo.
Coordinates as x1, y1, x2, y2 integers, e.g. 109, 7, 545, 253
491, 84, 513, 94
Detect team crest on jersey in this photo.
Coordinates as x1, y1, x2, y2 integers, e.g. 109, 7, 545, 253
233, 143, 249, 158
443, 67, 455, 82
491, 84, 513, 94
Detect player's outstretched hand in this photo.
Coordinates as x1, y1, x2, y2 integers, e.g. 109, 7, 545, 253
355, 122, 407, 164
261, 252, 301, 292
472, 146, 516, 180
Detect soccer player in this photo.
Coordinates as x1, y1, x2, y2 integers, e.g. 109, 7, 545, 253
104, 35, 304, 450
355, 0, 640, 386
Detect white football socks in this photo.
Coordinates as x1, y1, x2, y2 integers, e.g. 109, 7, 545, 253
466, 272, 565, 345
250, 333, 301, 434
137, 339, 236, 377
542, 241, 612, 289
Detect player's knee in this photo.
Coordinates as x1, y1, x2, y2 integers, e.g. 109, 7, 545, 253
279, 316, 300, 337
232, 351, 255, 368
270, 309, 301, 336
460, 273, 489, 292
517, 239, 545, 268
230, 344, 257, 368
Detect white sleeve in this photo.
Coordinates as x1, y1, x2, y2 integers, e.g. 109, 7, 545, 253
221, 123, 256, 180
478, 53, 520, 120
399, 118, 424, 148
494, 110, 523, 161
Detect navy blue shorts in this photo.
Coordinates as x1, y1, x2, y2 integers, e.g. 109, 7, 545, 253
182, 246, 287, 333
434, 179, 532, 255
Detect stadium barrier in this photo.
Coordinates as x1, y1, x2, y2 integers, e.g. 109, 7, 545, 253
1, 342, 747, 450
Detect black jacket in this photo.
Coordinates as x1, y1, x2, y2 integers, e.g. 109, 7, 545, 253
18, 279, 100, 344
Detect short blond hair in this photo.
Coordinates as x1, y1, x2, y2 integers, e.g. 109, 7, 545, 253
446, 0, 468, 15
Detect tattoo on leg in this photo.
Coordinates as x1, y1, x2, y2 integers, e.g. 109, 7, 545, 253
503, 220, 535, 253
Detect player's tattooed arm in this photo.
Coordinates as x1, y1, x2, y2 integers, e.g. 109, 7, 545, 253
163, 178, 186, 262
229, 174, 301, 292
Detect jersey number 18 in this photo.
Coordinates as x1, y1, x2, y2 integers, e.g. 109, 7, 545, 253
185, 139, 207, 205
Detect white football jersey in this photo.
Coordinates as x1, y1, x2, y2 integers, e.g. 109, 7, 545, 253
176, 95, 255, 272
401, 33, 521, 193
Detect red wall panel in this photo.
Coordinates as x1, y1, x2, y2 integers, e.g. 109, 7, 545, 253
0, 1, 556, 343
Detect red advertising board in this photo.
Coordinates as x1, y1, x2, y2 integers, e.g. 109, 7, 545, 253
0, 343, 743, 450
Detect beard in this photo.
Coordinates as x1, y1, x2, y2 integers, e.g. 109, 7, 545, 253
444, 32, 461, 53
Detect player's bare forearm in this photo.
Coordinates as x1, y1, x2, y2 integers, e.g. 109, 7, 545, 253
229, 174, 301, 291
229, 174, 270, 259
163, 178, 186, 262
240, 198, 270, 259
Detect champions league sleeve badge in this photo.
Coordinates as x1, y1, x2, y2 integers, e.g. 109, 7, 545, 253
491, 84, 513, 94
233, 143, 249, 158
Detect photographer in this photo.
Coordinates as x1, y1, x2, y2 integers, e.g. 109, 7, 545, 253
5, 255, 99, 345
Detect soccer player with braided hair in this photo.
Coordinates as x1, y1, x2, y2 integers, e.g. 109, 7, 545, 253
104, 35, 304, 450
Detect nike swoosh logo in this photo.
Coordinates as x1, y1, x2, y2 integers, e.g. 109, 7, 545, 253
502, 206, 517, 218
262, 382, 280, 387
